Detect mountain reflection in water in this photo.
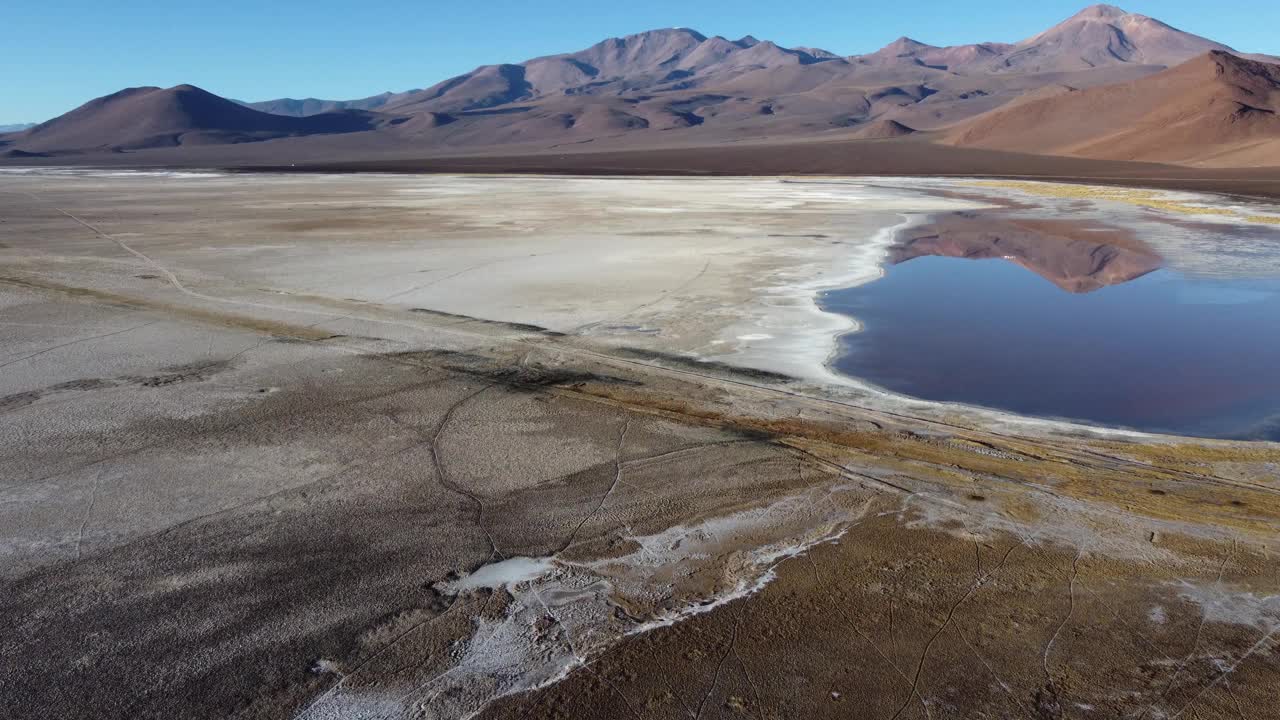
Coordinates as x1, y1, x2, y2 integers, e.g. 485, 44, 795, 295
824, 224, 1280, 438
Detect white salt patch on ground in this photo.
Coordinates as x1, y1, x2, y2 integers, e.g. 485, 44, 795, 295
296, 690, 406, 720
445, 556, 555, 592
1149, 605, 1168, 625
313, 485, 865, 720
0, 167, 227, 179
722, 214, 931, 386
1175, 582, 1280, 630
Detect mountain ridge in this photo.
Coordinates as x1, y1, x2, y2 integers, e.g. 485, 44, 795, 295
3, 5, 1278, 167
243, 5, 1269, 116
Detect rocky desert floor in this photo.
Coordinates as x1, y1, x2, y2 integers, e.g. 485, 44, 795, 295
1, 171, 1278, 720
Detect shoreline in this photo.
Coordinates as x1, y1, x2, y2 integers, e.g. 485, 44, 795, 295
775, 207, 1156, 440
722, 212, 930, 391
796, 182, 1280, 442
4, 168, 1274, 442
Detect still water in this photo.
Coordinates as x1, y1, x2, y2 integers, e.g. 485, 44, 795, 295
823, 256, 1280, 439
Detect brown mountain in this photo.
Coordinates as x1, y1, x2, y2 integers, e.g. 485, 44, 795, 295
254, 6, 1275, 153
3, 5, 1277, 167
249, 6, 1243, 120
851, 119, 918, 139
379, 29, 841, 117
855, 36, 1014, 71
238, 92, 419, 117
375, 5, 1244, 132
8, 85, 389, 154
947, 51, 1280, 166
990, 4, 1230, 73
848, 3, 1246, 75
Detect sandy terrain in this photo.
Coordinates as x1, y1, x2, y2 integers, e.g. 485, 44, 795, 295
2, 171, 1278, 719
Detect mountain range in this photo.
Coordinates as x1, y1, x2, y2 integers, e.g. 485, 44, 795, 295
3, 5, 1279, 168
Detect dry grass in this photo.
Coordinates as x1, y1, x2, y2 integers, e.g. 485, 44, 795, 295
573, 382, 1280, 538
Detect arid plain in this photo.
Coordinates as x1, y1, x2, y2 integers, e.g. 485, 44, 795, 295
2, 170, 1279, 720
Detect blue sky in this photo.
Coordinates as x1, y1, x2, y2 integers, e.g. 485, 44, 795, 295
3, 1, 1278, 123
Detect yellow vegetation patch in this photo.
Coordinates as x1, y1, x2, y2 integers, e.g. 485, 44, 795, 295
969, 180, 1280, 225
1105, 442, 1280, 464
572, 382, 1280, 538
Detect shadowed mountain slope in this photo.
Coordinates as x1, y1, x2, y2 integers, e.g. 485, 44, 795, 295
9, 85, 390, 153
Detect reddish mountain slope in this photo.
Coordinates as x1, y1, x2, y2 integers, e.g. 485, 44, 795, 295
947, 51, 1280, 166
851, 119, 918, 139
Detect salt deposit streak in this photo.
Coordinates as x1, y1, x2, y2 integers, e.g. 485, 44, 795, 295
1175, 582, 1280, 630
307, 486, 862, 720
0, 167, 227, 179
724, 214, 932, 386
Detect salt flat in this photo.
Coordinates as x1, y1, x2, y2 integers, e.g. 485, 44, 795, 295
0, 172, 982, 384
2, 170, 1278, 720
